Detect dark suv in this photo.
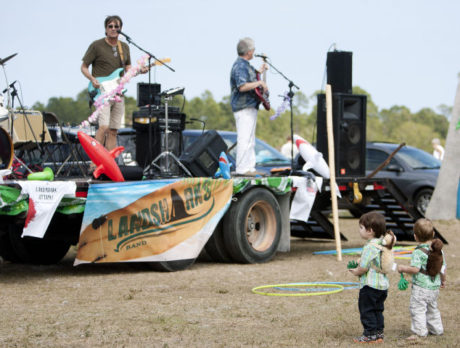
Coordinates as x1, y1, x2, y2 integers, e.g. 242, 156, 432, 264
366, 142, 441, 215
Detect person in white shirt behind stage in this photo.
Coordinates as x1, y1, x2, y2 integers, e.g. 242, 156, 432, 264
431, 138, 444, 160
280, 135, 299, 159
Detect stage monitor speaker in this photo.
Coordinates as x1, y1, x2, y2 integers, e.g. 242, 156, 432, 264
316, 93, 367, 178
0, 110, 52, 146
137, 83, 161, 107
179, 130, 228, 177
327, 51, 352, 94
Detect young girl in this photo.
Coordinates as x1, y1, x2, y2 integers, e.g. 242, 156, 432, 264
397, 218, 446, 340
349, 211, 390, 343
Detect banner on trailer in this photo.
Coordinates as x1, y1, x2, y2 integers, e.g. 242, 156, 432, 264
74, 178, 233, 264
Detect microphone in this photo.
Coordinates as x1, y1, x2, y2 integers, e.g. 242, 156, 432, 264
255, 53, 268, 59
2, 80, 16, 94
116, 29, 131, 41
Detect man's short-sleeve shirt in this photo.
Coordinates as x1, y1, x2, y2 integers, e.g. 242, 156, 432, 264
82, 38, 131, 77
411, 243, 446, 290
359, 238, 389, 290
230, 57, 259, 112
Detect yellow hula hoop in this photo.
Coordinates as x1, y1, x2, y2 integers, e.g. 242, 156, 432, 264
251, 283, 344, 297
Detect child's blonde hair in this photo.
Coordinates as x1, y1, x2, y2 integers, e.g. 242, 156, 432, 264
414, 218, 434, 242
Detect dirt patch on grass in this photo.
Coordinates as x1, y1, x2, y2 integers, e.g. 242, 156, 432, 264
0, 218, 459, 347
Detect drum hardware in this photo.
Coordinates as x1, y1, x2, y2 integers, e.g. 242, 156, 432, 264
0, 127, 13, 170
144, 87, 191, 177
0, 53, 17, 66
0, 94, 8, 122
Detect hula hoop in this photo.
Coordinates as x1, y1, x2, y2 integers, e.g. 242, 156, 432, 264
251, 283, 344, 297
292, 281, 359, 290
314, 245, 417, 256
274, 281, 359, 292
395, 255, 411, 260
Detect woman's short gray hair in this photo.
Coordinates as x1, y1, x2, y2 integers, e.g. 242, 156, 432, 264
237, 37, 255, 56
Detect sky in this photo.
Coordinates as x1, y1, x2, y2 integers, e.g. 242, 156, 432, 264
2, 0, 460, 115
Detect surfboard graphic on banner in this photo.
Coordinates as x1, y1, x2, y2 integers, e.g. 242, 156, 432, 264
74, 178, 233, 264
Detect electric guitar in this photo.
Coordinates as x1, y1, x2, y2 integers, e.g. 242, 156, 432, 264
254, 55, 270, 110
88, 58, 171, 102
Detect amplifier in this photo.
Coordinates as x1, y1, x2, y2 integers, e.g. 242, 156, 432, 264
179, 130, 227, 177
132, 107, 185, 132
0, 110, 52, 145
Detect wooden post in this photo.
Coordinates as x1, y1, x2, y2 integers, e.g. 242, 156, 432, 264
326, 84, 342, 261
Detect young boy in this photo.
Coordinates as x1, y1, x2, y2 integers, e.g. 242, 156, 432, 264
397, 218, 446, 340
349, 211, 389, 343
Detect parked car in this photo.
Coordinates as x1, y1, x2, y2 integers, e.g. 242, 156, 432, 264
366, 142, 441, 215
182, 129, 291, 174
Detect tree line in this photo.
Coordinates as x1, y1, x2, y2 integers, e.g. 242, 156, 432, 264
31, 86, 449, 153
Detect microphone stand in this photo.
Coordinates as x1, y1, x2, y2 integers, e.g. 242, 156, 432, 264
146, 88, 191, 178
118, 31, 174, 72
117, 31, 175, 172
261, 57, 299, 173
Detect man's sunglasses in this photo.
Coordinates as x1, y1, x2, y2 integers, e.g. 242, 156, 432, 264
108, 25, 120, 29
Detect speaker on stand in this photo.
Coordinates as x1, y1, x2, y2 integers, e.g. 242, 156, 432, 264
316, 93, 367, 178
137, 83, 161, 107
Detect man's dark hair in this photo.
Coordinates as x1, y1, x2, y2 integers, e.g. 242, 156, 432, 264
359, 211, 386, 238
104, 15, 123, 30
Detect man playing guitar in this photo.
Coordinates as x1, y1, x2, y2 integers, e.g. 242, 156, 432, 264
81, 15, 147, 151
230, 37, 268, 175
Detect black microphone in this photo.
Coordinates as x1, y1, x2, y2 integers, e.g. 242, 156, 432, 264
2, 80, 16, 94
255, 53, 268, 59
116, 29, 131, 41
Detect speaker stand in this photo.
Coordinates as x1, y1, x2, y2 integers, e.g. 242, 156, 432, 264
144, 95, 191, 178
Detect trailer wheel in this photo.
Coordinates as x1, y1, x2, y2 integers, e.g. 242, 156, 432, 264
8, 223, 71, 265
204, 220, 233, 262
0, 226, 22, 262
147, 258, 196, 272
223, 188, 281, 264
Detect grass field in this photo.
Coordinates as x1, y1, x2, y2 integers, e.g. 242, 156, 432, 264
0, 218, 459, 347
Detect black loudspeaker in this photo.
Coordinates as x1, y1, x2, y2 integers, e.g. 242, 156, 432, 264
179, 130, 228, 177
316, 93, 367, 178
137, 83, 161, 107
327, 51, 352, 94
135, 129, 182, 171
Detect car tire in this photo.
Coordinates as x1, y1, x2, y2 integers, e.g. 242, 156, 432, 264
414, 188, 433, 216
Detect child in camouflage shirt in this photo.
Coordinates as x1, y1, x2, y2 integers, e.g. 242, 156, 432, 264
397, 218, 446, 341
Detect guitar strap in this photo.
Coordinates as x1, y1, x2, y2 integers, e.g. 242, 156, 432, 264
117, 41, 125, 68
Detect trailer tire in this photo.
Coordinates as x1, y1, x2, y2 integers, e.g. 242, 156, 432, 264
204, 220, 233, 262
8, 223, 71, 265
147, 258, 196, 272
0, 226, 22, 262
223, 188, 281, 264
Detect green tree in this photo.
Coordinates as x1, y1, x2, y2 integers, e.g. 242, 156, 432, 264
29, 85, 449, 153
